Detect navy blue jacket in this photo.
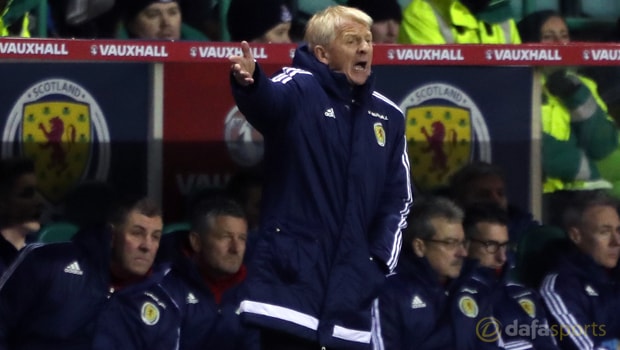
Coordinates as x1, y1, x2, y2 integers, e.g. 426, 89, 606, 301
0, 227, 181, 350
373, 255, 501, 350
539, 247, 620, 350
231, 44, 413, 348
472, 267, 558, 350
159, 232, 259, 350
0, 236, 18, 277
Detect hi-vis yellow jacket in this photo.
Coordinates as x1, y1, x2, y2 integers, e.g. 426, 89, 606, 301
399, 0, 520, 44
1, 0, 30, 37
542, 73, 618, 193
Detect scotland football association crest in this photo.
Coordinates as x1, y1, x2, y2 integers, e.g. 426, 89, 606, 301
2, 78, 110, 203
400, 83, 491, 190
224, 106, 264, 167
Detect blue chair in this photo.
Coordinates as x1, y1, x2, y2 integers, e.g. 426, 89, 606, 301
38, 222, 79, 243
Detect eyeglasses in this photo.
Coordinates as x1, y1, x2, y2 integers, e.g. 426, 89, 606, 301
469, 238, 510, 254
424, 238, 469, 250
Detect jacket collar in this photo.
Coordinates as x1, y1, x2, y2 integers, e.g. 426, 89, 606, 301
556, 245, 618, 283
292, 44, 375, 104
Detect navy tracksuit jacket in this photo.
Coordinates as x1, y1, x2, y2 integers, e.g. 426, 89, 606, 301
159, 232, 259, 350
0, 227, 181, 350
472, 267, 558, 350
231, 44, 413, 348
540, 247, 620, 350
373, 255, 501, 350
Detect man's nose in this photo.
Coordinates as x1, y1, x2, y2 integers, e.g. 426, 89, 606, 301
161, 14, 173, 27
388, 20, 399, 36
229, 237, 244, 254
610, 231, 620, 246
140, 237, 156, 251
456, 243, 468, 258
495, 248, 507, 265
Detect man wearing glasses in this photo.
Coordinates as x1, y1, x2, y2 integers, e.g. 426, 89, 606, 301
372, 196, 499, 350
464, 203, 558, 349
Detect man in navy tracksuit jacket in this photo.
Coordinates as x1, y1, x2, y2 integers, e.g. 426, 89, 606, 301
159, 197, 259, 350
373, 197, 499, 350
539, 190, 620, 350
463, 203, 558, 350
374, 255, 502, 350
0, 197, 180, 350
540, 247, 620, 350
229, 5, 412, 349
470, 267, 558, 350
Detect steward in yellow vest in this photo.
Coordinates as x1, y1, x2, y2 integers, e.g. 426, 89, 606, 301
541, 70, 618, 194
399, 0, 520, 44
1, 0, 30, 37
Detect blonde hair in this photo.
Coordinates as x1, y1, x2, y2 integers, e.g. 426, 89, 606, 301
304, 5, 372, 50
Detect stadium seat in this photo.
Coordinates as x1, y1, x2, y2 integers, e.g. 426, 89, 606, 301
514, 224, 569, 288
163, 221, 191, 235
581, 0, 620, 19
38, 222, 79, 243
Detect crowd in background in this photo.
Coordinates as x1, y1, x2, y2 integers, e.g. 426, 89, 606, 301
2, 0, 616, 42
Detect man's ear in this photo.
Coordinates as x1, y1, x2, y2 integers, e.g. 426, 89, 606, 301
567, 226, 581, 245
313, 45, 329, 64
188, 231, 202, 253
412, 238, 426, 258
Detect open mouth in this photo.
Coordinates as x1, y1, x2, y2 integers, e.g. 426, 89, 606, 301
354, 61, 368, 71
159, 32, 175, 39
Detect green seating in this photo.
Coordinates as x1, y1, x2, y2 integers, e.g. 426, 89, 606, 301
38, 222, 79, 243
163, 222, 190, 235
514, 224, 569, 288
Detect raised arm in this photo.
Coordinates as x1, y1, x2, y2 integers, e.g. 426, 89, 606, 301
229, 41, 256, 87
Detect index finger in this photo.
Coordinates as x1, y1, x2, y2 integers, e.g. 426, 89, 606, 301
240, 41, 254, 60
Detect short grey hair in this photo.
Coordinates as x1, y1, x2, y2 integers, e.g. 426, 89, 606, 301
405, 196, 464, 243
190, 195, 246, 237
304, 5, 372, 50
562, 190, 619, 230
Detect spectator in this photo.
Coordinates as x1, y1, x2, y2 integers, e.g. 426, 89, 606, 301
539, 190, 620, 349
463, 203, 558, 349
119, 0, 207, 40
449, 161, 539, 245
176, 0, 214, 39
0, 0, 30, 37
0, 157, 43, 275
227, 0, 293, 43
347, 0, 402, 44
518, 10, 619, 227
160, 196, 258, 350
398, 0, 521, 44
373, 196, 498, 349
48, 0, 122, 38
0, 196, 181, 349
229, 5, 412, 349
